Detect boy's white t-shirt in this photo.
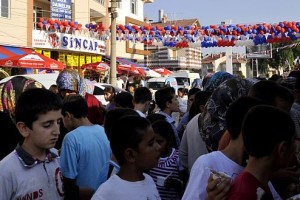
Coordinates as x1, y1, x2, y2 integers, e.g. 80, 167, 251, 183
182, 151, 282, 200
91, 173, 161, 200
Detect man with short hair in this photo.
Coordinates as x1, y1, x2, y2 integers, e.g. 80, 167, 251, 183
133, 87, 152, 118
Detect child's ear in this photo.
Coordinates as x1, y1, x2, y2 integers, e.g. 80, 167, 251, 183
277, 141, 293, 159
124, 148, 137, 164
16, 122, 30, 138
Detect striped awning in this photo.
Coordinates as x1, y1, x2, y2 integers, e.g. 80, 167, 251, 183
0, 45, 33, 59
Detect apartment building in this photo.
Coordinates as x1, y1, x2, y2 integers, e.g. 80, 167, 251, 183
0, 0, 152, 72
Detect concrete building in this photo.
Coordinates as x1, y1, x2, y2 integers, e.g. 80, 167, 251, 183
0, 0, 152, 74
139, 11, 202, 72
202, 53, 249, 77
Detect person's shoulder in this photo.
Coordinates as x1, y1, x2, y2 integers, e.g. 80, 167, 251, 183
0, 151, 19, 172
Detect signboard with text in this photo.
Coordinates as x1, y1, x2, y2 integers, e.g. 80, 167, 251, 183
51, 0, 72, 20
32, 30, 106, 55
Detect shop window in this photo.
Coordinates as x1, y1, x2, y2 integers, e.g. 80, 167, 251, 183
0, 0, 9, 18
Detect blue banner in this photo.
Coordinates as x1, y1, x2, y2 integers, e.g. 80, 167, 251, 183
50, 0, 72, 20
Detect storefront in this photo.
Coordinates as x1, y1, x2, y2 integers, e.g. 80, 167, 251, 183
32, 30, 106, 72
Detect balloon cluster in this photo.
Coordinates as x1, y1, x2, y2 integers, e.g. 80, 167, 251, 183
38, 18, 83, 32
37, 18, 300, 48
114, 21, 300, 48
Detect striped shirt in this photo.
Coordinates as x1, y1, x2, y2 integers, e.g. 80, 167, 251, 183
149, 148, 183, 200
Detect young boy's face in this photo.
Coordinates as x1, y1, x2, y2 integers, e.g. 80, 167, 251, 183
168, 95, 180, 112
25, 110, 62, 151
135, 126, 160, 170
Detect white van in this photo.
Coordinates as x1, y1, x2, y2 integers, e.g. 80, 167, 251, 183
169, 70, 200, 90
147, 77, 178, 94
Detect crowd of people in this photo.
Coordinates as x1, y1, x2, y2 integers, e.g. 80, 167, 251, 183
0, 68, 300, 200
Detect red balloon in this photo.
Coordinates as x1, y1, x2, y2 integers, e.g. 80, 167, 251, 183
38, 22, 43, 28
39, 18, 44, 23
49, 20, 55, 25
70, 21, 75, 27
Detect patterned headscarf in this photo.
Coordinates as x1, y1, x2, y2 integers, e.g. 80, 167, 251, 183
203, 71, 235, 93
0, 76, 44, 122
56, 69, 81, 92
201, 77, 254, 152
78, 78, 95, 97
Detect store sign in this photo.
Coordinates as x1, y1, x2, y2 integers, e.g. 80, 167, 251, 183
51, 0, 72, 20
32, 30, 106, 55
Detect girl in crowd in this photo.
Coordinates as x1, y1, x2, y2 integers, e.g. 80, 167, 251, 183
104, 86, 116, 110
149, 120, 188, 200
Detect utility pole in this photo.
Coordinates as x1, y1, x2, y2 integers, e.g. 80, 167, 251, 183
109, 0, 118, 86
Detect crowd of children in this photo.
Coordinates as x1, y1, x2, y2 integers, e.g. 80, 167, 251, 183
1, 68, 300, 200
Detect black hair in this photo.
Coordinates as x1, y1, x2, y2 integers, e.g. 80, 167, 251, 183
115, 92, 134, 109
104, 108, 139, 140
242, 105, 295, 158
155, 87, 176, 111
225, 96, 264, 140
15, 88, 62, 129
104, 86, 116, 94
152, 119, 177, 149
249, 80, 294, 111
188, 87, 201, 98
133, 87, 152, 104
110, 116, 151, 165
146, 113, 166, 124
188, 91, 212, 121
62, 95, 88, 118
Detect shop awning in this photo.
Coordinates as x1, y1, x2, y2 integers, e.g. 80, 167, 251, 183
0, 45, 33, 59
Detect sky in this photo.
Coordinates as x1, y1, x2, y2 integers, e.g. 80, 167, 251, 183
144, 0, 300, 54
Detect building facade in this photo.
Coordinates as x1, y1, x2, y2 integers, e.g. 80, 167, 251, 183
0, 0, 152, 74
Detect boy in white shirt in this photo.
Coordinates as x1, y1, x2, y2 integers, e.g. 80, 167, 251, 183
92, 116, 161, 200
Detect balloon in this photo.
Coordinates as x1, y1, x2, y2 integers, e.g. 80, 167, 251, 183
85, 24, 90, 29
70, 21, 75, 27
38, 22, 43, 28
39, 18, 44, 23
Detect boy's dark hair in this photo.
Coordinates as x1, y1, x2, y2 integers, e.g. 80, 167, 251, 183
62, 95, 88, 118
249, 80, 294, 109
15, 88, 62, 129
111, 116, 151, 165
152, 119, 177, 149
188, 87, 201, 98
242, 105, 295, 158
104, 108, 139, 140
115, 92, 134, 109
225, 96, 264, 140
146, 113, 166, 124
178, 87, 185, 94
155, 87, 176, 111
133, 87, 152, 104
189, 91, 212, 121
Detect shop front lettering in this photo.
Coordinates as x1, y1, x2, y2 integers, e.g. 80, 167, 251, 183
62, 36, 99, 51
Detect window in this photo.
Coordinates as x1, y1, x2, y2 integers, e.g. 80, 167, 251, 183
33, 6, 43, 29
0, 0, 9, 18
95, 0, 105, 6
131, 0, 137, 14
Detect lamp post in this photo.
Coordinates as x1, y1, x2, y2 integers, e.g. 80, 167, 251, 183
109, 0, 118, 86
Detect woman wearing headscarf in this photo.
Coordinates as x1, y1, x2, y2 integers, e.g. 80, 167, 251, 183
201, 77, 254, 152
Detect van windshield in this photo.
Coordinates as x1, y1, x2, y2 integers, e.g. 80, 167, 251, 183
147, 82, 166, 90
175, 77, 190, 86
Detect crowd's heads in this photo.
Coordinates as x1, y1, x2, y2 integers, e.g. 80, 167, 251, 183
110, 116, 153, 165
1, 76, 44, 122
15, 88, 62, 129
152, 119, 177, 150
242, 105, 295, 160
155, 87, 176, 111
62, 95, 88, 119
115, 92, 134, 109
201, 77, 254, 151
203, 71, 234, 93
249, 80, 294, 112
104, 86, 116, 102
134, 87, 152, 104
104, 108, 139, 140
56, 69, 81, 96
225, 96, 264, 140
